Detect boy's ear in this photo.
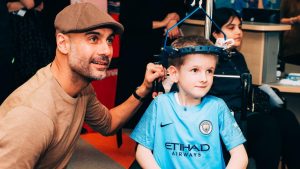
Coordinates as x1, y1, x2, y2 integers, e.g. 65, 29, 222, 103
167, 66, 179, 83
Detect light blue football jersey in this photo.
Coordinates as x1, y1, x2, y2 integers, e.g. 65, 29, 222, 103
131, 92, 246, 169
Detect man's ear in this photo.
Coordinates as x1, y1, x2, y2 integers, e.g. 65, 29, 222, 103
56, 33, 70, 55
167, 66, 179, 83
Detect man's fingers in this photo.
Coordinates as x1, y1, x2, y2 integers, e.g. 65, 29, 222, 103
146, 63, 165, 80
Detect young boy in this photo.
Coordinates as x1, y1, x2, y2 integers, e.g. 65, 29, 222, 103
130, 36, 248, 169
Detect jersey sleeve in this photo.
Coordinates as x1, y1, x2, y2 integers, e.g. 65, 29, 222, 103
130, 99, 157, 150
218, 100, 246, 151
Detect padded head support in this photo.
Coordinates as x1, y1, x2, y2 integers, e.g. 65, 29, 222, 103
158, 45, 229, 67
162, 45, 226, 58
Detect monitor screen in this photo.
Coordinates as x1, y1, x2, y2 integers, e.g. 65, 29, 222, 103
242, 8, 280, 23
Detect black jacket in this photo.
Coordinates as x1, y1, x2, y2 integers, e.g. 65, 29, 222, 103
209, 49, 250, 110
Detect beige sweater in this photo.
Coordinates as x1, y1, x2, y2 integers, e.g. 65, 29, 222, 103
0, 64, 111, 169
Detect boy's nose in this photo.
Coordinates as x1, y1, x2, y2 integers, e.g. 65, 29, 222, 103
199, 72, 208, 82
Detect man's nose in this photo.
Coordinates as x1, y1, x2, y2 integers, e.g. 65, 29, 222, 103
98, 42, 112, 57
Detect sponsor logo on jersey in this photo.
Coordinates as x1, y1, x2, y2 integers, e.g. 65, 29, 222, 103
160, 122, 173, 127
165, 142, 210, 158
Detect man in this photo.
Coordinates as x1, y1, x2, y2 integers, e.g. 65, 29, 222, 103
0, 3, 165, 168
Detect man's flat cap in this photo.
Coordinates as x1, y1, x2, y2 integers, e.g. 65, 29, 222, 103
55, 3, 124, 34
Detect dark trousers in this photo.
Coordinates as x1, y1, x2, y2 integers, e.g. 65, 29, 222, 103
247, 112, 281, 169
271, 108, 300, 169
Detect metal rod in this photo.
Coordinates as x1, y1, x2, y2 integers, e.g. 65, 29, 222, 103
205, 0, 213, 39
214, 74, 241, 78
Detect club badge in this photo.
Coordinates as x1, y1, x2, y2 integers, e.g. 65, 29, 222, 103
199, 120, 212, 135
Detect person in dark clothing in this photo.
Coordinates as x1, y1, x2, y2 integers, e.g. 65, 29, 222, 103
209, 7, 300, 169
0, 0, 68, 104
0, 0, 15, 103
116, 0, 186, 129
1, 0, 44, 103
41, 0, 70, 56
5, 0, 53, 92
280, 0, 300, 65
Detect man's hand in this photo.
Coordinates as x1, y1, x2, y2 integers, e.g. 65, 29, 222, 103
137, 63, 166, 98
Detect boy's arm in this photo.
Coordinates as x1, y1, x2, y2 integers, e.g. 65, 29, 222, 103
136, 144, 160, 169
226, 144, 248, 169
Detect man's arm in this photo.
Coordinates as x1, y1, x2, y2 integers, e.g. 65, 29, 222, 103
0, 108, 54, 168
136, 144, 160, 169
108, 63, 165, 134
226, 144, 248, 169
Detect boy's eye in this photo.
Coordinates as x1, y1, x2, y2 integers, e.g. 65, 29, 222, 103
206, 69, 214, 74
191, 68, 198, 72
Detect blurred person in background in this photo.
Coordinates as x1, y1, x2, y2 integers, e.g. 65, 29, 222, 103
280, 0, 300, 65
210, 7, 300, 169
116, 0, 185, 129
6, 0, 52, 93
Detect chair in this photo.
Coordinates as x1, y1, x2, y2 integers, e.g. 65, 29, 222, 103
213, 73, 251, 137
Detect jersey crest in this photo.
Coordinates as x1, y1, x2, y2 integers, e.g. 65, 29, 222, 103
199, 120, 213, 135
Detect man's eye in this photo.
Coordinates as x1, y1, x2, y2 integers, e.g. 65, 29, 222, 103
107, 37, 114, 44
89, 36, 98, 43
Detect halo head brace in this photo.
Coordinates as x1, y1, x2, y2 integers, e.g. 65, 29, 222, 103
158, 45, 230, 67
157, 0, 231, 68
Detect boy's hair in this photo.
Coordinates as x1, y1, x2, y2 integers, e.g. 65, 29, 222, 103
168, 36, 217, 68
210, 7, 242, 43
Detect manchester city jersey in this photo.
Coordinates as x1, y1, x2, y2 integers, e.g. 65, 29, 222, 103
131, 92, 246, 169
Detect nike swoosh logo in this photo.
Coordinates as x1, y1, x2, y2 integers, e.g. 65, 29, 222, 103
160, 122, 173, 127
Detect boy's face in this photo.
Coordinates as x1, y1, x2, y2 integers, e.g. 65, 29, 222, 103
171, 54, 217, 103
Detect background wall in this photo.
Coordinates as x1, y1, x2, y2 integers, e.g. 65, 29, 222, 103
215, 0, 281, 13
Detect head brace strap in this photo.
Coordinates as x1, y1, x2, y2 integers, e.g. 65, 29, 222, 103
158, 45, 229, 67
